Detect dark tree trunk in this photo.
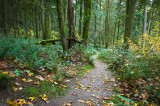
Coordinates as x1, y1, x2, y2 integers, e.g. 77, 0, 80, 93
124, 0, 136, 50
68, 0, 75, 48
35, 3, 39, 39
56, 0, 68, 52
2, 0, 8, 35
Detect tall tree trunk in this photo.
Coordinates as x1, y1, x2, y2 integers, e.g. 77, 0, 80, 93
143, 5, 147, 34
124, 0, 136, 50
41, 0, 45, 40
68, 0, 75, 48
44, 13, 51, 40
56, 0, 68, 52
142, 4, 147, 52
13, 0, 17, 37
78, 0, 83, 36
148, 0, 154, 35
99, 0, 102, 48
75, 0, 78, 25
2, 0, 8, 35
82, 0, 92, 46
117, 0, 122, 41
35, 3, 39, 39
94, 15, 97, 48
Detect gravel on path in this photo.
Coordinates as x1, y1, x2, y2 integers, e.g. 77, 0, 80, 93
38, 53, 117, 106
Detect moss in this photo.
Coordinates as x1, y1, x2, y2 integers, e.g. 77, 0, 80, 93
77, 65, 94, 77
24, 87, 39, 97
82, 0, 92, 46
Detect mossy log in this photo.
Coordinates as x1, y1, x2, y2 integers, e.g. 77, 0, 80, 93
36, 38, 83, 45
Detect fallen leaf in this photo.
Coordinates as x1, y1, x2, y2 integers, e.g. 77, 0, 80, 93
104, 85, 108, 88
40, 94, 49, 103
28, 72, 34, 77
91, 79, 95, 83
35, 75, 44, 81
96, 88, 101, 91
19, 87, 23, 90
103, 97, 110, 100
78, 100, 85, 103
72, 93, 78, 96
13, 87, 18, 92
96, 95, 101, 99
33, 81, 40, 85
28, 97, 36, 102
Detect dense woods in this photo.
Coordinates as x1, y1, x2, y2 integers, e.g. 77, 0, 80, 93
0, 0, 160, 105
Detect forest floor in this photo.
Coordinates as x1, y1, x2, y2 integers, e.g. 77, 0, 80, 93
37, 53, 118, 106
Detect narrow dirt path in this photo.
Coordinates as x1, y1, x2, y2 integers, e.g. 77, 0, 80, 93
39, 53, 117, 106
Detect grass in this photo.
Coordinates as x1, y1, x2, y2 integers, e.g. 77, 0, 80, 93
77, 65, 94, 77
24, 87, 39, 97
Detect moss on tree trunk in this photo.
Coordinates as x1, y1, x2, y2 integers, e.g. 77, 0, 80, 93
56, 0, 68, 52
82, 0, 92, 46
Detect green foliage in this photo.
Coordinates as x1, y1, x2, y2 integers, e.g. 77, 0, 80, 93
98, 47, 160, 104
14, 69, 23, 77
77, 65, 94, 77
24, 87, 39, 97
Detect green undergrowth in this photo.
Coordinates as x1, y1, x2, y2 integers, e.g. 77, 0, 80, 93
77, 65, 94, 77
98, 47, 160, 105
0, 35, 97, 104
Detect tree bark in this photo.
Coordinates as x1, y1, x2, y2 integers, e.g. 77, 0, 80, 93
35, 2, 39, 39
124, 0, 136, 50
2, 0, 8, 35
68, 0, 75, 48
78, 0, 83, 36
82, 0, 92, 46
56, 0, 68, 52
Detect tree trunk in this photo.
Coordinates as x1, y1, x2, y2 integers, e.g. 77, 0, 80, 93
82, 0, 92, 46
56, 0, 68, 52
44, 14, 51, 40
124, 0, 136, 50
35, 3, 39, 39
143, 5, 147, 34
99, 0, 102, 48
41, 0, 45, 40
142, 4, 147, 52
2, 0, 8, 35
78, 0, 83, 36
94, 15, 97, 48
68, 0, 75, 48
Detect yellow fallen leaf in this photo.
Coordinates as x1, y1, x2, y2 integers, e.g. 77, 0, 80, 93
104, 85, 108, 88
7, 99, 18, 106
104, 76, 107, 79
40, 94, 49, 103
86, 71, 90, 73
28, 97, 36, 102
2, 72, 8, 74
28, 72, 34, 77
78, 100, 85, 103
22, 78, 32, 82
13, 87, 18, 92
111, 78, 115, 81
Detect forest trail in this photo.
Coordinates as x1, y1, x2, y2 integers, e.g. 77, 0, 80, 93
39, 53, 117, 106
